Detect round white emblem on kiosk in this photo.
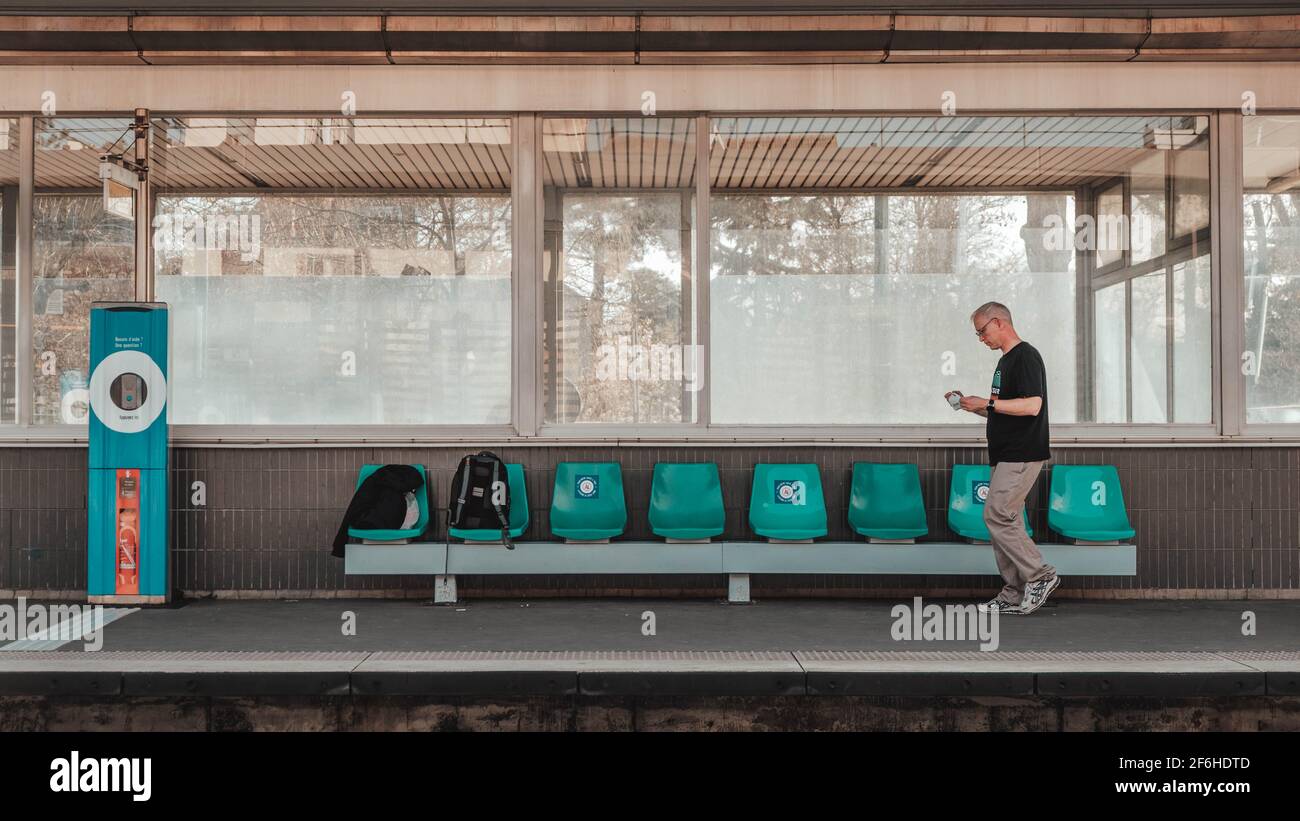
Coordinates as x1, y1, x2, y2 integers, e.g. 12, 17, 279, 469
89, 350, 166, 434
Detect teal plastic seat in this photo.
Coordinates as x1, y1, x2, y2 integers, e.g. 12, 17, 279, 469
748, 463, 828, 541
849, 463, 929, 541
550, 462, 627, 541
649, 462, 725, 541
1048, 465, 1136, 542
947, 464, 1033, 542
450, 463, 530, 542
348, 464, 431, 542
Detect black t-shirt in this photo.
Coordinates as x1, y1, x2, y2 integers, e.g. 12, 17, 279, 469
986, 341, 1051, 465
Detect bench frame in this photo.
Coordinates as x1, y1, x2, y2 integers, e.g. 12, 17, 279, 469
345, 540, 1137, 604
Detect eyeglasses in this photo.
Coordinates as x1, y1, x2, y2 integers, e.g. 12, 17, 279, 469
975, 317, 999, 339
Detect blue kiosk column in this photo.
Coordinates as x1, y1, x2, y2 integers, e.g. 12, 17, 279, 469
87, 302, 169, 605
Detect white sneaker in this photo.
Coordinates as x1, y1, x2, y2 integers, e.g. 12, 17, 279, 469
978, 598, 1024, 615
1019, 575, 1060, 614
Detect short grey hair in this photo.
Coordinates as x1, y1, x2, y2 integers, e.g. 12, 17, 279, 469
971, 301, 1013, 325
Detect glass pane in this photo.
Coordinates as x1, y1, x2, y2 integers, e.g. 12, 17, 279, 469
710, 193, 875, 424
708, 116, 1086, 426
1131, 272, 1168, 423
542, 117, 698, 425
1096, 184, 1124, 269
1129, 152, 1166, 264
1094, 283, 1128, 423
1243, 115, 1300, 423
1171, 129, 1211, 237
151, 117, 512, 426
0, 118, 17, 423
33, 117, 137, 426
1172, 255, 1212, 423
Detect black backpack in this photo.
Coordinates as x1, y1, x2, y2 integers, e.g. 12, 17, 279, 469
448, 451, 515, 549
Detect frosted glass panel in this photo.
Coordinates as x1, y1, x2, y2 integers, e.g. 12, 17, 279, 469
155, 194, 511, 425
1131, 272, 1168, 423
1173, 256, 1212, 423
711, 194, 1077, 425
1094, 284, 1128, 423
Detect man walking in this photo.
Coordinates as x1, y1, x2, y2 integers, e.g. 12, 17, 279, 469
945, 302, 1059, 615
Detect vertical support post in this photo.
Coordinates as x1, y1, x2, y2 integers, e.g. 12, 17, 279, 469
727, 573, 750, 604
693, 114, 710, 427
1165, 261, 1175, 421
434, 574, 458, 605
512, 113, 540, 436
873, 194, 889, 273
1211, 110, 1245, 436
15, 116, 33, 427
1, 183, 16, 424
1075, 185, 1094, 423
133, 108, 152, 302
679, 187, 693, 417
541, 184, 562, 425
1124, 279, 1133, 423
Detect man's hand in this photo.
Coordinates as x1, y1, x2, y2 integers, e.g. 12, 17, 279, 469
959, 395, 988, 413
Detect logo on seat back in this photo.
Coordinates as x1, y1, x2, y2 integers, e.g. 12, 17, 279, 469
973, 480, 991, 504
774, 480, 806, 506
576, 475, 599, 499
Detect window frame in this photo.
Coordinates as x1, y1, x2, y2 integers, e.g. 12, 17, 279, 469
0, 107, 1270, 444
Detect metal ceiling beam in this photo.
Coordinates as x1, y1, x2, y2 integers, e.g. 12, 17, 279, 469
0, 1, 1296, 16
4, 13, 1300, 64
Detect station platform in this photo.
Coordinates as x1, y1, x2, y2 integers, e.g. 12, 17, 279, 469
1, 598, 1297, 730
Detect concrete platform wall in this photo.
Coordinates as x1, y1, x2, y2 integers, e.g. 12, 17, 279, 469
0, 445, 1296, 597
3, 694, 1298, 732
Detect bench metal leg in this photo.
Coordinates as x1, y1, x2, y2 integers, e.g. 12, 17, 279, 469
727, 573, 751, 604
434, 574, 458, 605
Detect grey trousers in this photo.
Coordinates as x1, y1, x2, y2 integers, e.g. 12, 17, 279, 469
985, 460, 1056, 605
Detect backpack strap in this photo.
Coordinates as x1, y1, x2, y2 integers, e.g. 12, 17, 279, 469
450, 455, 473, 532
488, 456, 515, 550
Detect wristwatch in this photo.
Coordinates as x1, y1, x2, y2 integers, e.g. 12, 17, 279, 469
986, 398, 996, 414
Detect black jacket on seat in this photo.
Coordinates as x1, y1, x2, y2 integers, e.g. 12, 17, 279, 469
331, 465, 425, 557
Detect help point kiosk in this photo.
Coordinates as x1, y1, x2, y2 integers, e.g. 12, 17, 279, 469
87, 302, 169, 605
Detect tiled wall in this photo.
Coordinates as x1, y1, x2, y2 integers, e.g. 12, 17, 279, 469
1, 445, 1297, 596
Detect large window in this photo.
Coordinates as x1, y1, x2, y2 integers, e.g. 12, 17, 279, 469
0, 109, 1234, 438
708, 116, 1212, 427
1086, 116, 1212, 425
1243, 114, 1300, 424
33, 118, 136, 426
151, 117, 512, 426
542, 117, 698, 425
711, 188, 1076, 424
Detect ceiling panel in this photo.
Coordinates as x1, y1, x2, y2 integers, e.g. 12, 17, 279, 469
150, 117, 512, 191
